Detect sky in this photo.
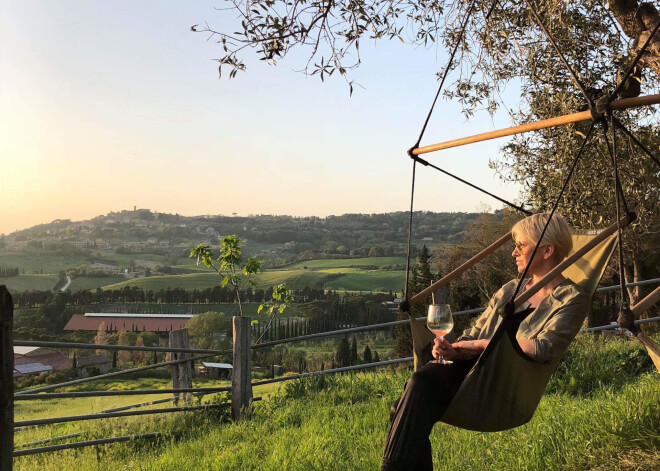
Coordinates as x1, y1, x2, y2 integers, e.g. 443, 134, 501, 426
0, 1, 524, 236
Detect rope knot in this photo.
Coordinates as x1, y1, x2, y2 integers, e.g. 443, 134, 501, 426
398, 299, 410, 313
590, 96, 609, 122
617, 307, 639, 334
497, 301, 516, 319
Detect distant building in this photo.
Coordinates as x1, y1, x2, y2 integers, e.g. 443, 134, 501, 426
13, 346, 72, 377
383, 299, 403, 313
89, 263, 121, 275
76, 355, 112, 377
73, 238, 95, 248
123, 241, 147, 251
199, 362, 233, 379
95, 238, 111, 249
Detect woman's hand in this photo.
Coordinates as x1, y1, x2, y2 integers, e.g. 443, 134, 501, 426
432, 337, 456, 360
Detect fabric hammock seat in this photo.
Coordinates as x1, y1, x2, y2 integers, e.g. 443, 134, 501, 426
408, 229, 619, 432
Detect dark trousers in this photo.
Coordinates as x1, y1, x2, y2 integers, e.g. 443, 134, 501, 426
381, 359, 476, 471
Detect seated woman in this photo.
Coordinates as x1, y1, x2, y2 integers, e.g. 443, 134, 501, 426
381, 213, 590, 471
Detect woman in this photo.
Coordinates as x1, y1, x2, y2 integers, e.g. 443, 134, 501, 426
381, 213, 590, 471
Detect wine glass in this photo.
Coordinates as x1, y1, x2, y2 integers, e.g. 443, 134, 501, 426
427, 304, 454, 364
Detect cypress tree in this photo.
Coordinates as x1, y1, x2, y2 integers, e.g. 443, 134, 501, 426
363, 345, 373, 363
335, 337, 351, 368
350, 337, 358, 365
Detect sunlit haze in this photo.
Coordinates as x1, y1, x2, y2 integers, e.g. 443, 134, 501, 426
0, 1, 524, 235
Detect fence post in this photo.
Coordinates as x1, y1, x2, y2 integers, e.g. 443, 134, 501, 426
1, 286, 14, 471
169, 329, 192, 404
231, 316, 252, 421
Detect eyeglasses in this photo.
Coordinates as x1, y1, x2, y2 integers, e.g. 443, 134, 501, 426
513, 241, 546, 253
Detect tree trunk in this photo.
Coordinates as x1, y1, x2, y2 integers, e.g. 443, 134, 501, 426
609, 0, 660, 77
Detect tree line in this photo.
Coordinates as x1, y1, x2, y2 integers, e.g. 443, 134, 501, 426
12, 284, 332, 309
0, 266, 19, 277
251, 295, 396, 342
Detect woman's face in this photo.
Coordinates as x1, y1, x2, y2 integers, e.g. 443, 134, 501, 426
511, 232, 548, 274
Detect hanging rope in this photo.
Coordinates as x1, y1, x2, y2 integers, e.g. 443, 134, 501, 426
410, 0, 500, 152
524, 0, 594, 108
610, 19, 660, 102
507, 121, 597, 308
403, 160, 418, 300
608, 114, 632, 309
411, 155, 532, 215
411, 0, 481, 151
402, 0, 499, 310
602, 125, 631, 216
612, 116, 660, 170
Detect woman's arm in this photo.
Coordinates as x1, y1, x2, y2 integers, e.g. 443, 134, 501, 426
517, 339, 536, 358
529, 293, 590, 362
434, 338, 489, 360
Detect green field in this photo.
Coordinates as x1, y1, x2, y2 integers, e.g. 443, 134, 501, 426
100, 268, 405, 293
0, 251, 90, 275
0, 253, 408, 293
282, 256, 406, 270
102, 270, 332, 292
0, 274, 59, 292
68, 276, 126, 292
100, 253, 172, 266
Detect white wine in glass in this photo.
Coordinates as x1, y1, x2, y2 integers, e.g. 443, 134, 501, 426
427, 304, 454, 364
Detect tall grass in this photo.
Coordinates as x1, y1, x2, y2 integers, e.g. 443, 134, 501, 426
13, 335, 660, 470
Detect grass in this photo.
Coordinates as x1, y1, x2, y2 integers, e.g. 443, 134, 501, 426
11, 335, 660, 470
101, 268, 405, 293
68, 276, 126, 292
281, 257, 407, 270
13, 371, 660, 470
0, 251, 90, 274
101, 253, 170, 266
0, 274, 59, 292
102, 271, 331, 292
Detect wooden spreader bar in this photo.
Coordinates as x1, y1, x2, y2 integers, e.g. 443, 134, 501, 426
412, 94, 660, 156
408, 232, 512, 307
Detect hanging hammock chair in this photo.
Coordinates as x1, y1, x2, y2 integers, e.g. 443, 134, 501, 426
394, 0, 660, 436
405, 217, 660, 432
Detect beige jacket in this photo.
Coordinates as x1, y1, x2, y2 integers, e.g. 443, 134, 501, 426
458, 279, 590, 362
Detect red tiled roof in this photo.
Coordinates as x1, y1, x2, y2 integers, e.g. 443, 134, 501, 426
64, 315, 189, 333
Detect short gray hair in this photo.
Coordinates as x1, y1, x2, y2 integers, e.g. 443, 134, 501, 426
511, 213, 573, 261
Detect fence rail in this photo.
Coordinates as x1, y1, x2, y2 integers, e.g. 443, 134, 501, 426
14, 386, 232, 401
13, 433, 161, 457
14, 404, 230, 428
251, 357, 413, 387
13, 340, 231, 355
585, 315, 660, 332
